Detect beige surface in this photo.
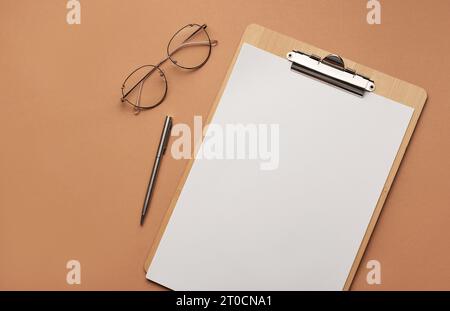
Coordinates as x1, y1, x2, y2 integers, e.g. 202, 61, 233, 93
0, 0, 449, 290
144, 23, 427, 291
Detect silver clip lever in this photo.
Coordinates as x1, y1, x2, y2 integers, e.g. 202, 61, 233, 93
287, 51, 375, 96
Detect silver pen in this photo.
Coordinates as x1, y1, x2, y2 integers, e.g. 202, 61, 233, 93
140, 116, 172, 225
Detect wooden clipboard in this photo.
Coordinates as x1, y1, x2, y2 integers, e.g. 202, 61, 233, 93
144, 23, 427, 290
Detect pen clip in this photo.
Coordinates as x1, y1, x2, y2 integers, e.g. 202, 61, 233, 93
162, 117, 172, 155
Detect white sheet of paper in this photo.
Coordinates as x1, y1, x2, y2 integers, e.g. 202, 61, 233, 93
147, 43, 414, 290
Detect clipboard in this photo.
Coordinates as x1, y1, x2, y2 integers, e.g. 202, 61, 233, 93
144, 24, 427, 290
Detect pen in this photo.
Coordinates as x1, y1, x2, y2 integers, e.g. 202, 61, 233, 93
140, 116, 173, 226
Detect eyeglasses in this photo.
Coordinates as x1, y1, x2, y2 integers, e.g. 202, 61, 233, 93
121, 23, 218, 114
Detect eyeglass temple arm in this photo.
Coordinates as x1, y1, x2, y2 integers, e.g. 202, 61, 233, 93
135, 73, 146, 113
182, 24, 207, 43
122, 39, 218, 101
122, 65, 159, 100
169, 40, 218, 56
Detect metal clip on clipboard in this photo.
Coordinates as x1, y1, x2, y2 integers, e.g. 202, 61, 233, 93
287, 51, 375, 96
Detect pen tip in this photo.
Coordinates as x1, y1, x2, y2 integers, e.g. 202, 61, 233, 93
140, 215, 144, 226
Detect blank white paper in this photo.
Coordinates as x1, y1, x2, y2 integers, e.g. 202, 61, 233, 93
147, 43, 414, 290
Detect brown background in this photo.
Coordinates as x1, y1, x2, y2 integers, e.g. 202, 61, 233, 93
0, 0, 449, 290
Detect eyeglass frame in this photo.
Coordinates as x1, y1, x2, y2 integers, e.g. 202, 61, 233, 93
121, 23, 218, 114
